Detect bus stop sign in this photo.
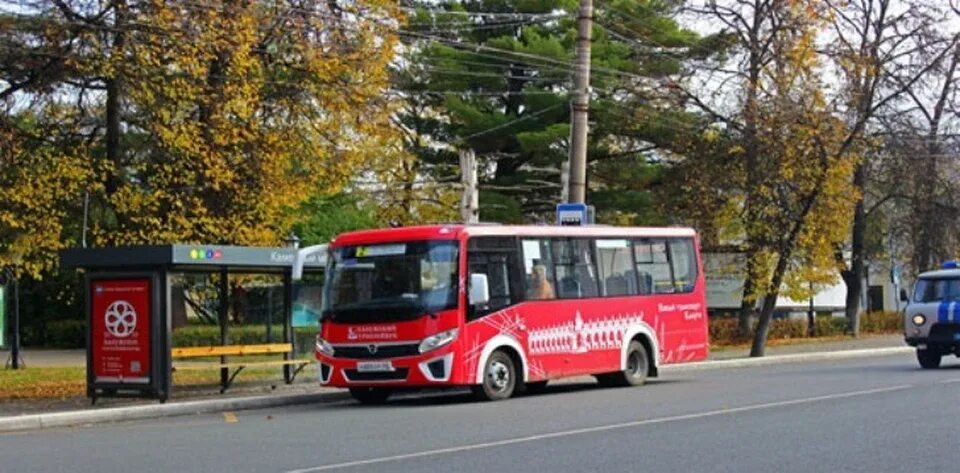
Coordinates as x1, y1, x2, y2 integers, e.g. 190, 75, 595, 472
557, 203, 589, 226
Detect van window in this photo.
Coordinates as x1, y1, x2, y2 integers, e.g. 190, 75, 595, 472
913, 278, 960, 303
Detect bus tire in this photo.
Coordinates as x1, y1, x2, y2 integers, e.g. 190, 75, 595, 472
349, 387, 392, 404
472, 350, 517, 401
917, 347, 942, 369
598, 341, 649, 388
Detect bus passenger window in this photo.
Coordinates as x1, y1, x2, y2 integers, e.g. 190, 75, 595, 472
552, 239, 599, 298
634, 239, 673, 294
522, 239, 556, 300
596, 239, 635, 296
669, 238, 698, 293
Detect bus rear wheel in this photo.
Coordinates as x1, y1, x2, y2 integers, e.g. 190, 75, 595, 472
597, 341, 649, 388
472, 350, 517, 401
917, 347, 942, 369
349, 387, 392, 405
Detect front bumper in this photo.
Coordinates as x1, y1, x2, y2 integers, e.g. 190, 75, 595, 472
316, 348, 457, 387
905, 323, 960, 351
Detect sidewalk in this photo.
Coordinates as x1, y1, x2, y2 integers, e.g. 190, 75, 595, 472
1, 349, 86, 368
709, 334, 904, 360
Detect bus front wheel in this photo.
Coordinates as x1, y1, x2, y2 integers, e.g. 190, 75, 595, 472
472, 350, 517, 401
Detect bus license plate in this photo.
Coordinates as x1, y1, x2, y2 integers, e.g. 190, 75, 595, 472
357, 361, 394, 373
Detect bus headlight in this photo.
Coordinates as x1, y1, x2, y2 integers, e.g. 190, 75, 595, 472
419, 328, 458, 354
912, 314, 926, 326
315, 335, 335, 356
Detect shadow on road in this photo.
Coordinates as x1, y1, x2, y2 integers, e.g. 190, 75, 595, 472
327, 377, 692, 409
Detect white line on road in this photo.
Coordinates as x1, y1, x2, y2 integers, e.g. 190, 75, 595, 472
936, 378, 960, 384
284, 384, 913, 473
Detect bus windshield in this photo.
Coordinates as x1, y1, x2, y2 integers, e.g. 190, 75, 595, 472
323, 240, 459, 323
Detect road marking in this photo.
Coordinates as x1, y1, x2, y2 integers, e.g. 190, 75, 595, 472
937, 378, 960, 385
223, 412, 238, 424
284, 384, 912, 473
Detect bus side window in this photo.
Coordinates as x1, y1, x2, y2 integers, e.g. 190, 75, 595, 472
596, 239, 635, 296
634, 239, 673, 294
668, 238, 698, 293
551, 239, 599, 298
467, 237, 521, 320
522, 239, 556, 300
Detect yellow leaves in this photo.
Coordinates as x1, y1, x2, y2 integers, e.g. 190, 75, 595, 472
0, 123, 93, 278
84, 1, 404, 247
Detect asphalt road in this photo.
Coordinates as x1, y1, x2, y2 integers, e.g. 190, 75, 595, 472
3, 352, 959, 473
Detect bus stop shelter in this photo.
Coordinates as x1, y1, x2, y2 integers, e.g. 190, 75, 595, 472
60, 244, 325, 403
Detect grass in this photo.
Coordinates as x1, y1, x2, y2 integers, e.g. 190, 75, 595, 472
0, 361, 316, 401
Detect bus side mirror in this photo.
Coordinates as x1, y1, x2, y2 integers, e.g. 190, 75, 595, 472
900, 289, 908, 302
469, 273, 490, 306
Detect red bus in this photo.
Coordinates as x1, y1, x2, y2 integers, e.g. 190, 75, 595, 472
314, 224, 708, 403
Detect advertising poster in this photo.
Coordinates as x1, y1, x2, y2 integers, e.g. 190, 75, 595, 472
91, 279, 152, 384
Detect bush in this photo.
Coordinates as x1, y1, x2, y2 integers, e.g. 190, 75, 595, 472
172, 324, 317, 355
709, 310, 904, 346
861, 311, 902, 334
44, 320, 86, 348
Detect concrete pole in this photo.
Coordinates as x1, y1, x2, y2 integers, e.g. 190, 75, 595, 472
566, 0, 593, 204
460, 149, 479, 224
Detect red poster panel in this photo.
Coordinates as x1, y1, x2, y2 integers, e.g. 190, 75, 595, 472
91, 279, 151, 384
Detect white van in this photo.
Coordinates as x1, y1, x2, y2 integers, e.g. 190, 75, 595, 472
903, 263, 960, 368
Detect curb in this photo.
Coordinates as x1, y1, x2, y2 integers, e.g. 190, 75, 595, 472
0, 390, 351, 434
662, 346, 913, 373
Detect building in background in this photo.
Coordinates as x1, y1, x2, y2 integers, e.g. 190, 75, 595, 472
704, 252, 902, 318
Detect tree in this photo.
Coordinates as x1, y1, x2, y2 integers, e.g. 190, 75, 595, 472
689, 0, 863, 355
100, 0, 402, 245
0, 114, 91, 278
397, 0, 711, 222
825, 0, 958, 336
1, 1, 404, 256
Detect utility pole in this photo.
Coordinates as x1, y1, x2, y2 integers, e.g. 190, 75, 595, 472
460, 149, 479, 224
566, 0, 593, 204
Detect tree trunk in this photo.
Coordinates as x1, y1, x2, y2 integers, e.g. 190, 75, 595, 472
738, 252, 758, 338
750, 252, 791, 357
104, 3, 126, 199
845, 162, 867, 337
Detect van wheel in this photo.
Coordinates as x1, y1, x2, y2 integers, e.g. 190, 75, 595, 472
472, 350, 516, 401
349, 387, 392, 404
598, 341, 649, 387
917, 347, 942, 369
